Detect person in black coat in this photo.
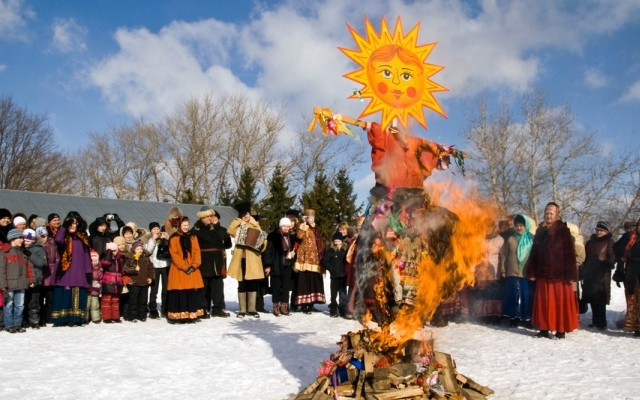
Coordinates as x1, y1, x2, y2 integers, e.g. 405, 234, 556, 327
581, 221, 615, 330
89, 213, 125, 258
262, 218, 297, 316
323, 232, 347, 318
191, 207, 232, 318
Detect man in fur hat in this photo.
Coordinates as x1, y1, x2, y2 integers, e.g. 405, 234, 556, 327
192, 206, 232, 317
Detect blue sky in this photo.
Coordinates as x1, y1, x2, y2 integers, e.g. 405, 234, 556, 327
1, 0, 639, 199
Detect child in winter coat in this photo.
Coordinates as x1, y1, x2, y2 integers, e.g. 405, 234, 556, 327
39, 225, 60, 326
86, 250, 103, 323
23, 229, 46, 329
0, 229, 35, 333
323, 232, 348, 318
100, 237, 125, 323
123, 241, 154, 322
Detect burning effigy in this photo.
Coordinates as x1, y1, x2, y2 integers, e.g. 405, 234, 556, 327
296, 16, 495, 399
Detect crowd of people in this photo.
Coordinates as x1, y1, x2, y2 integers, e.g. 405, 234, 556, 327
1, 200, 639, 340
0, 203, 363, 334
463, 202, 640, 339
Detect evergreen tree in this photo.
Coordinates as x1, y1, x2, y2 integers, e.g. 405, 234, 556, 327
217, 181, 235, 207
180, 188, 204, 205
259, 163, 296, 232
301, 168, 338, 242
333, 167, 361, 226
232, 166, 259, 208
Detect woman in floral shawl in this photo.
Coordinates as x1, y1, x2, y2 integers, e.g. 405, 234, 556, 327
50, 212, 93, 327
499, 214, 535, 327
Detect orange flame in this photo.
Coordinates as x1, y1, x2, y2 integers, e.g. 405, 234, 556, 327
366, 179, 497, 353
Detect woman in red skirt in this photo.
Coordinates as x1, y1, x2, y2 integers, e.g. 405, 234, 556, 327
526, 202, 579, 339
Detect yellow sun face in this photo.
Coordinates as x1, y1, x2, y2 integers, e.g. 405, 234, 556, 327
340, 16, 448, 131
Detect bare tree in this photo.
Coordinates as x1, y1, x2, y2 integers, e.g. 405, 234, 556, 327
0, 95, 74, 192
288, 125, 369, 196
464, 89, 637, 232
462, 97, 520, 217
219, 95, 285, 196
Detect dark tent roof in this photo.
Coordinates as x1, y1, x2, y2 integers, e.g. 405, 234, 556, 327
0, 189, 238, 231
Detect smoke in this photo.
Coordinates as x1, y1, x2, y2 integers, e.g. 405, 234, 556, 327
354, 180, 496, 353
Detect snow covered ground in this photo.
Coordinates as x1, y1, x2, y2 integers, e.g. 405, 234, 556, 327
2, 277, 637, 399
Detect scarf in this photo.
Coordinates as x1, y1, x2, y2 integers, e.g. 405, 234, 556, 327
59, 231, 91, 275
623, 230, 638, 262
514, 214, 534, 268
178, 230, 192, 260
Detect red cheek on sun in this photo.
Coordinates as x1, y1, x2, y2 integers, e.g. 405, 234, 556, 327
378, 82, 388, 94
407, 87, 417, 98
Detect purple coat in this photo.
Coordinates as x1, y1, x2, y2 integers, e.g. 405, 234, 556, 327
51, 226, 92, 288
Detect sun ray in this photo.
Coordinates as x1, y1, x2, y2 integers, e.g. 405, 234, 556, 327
339, 16, 448, 131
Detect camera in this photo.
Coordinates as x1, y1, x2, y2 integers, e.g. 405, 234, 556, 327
106, 214, 114, 221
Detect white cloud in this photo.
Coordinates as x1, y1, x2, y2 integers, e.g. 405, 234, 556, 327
88, 19, 254, 119
620, 80, 640, 102
0, 64, 6, 72
86, 0, 640, 129
584, 68, 608, 89
51, 17, 87, 53
0, 0, 34, 41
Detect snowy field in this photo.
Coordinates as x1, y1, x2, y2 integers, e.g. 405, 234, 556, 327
1, 277, 637, 400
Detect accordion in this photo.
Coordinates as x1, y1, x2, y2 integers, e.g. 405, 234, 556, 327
236, 224, 267, 252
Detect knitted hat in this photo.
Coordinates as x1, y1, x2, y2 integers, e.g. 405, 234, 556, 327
34, 217, 47, 228
7, 229, 23, 241
13, 216, 26, 226
332, 231, 345, 242
131, 241, 143, 252
279, 217, 292, 227
596, 221, 611, 232
113, 236, 126, 246
23, 228, 36, 241
47, 213, 60, 222
35, 226, 48, 238
90, 249, 100, 261
0, 208, 11, 220
149, 221, 161, 231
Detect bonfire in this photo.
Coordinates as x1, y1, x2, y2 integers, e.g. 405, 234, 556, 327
294, 16, 495, 399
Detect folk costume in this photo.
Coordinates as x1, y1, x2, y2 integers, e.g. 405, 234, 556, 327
51, 221, 93, 327
192, 207, 232, 317
526, 219, 579, 336
293, 209, 326, 312
166, 227, 205, 322
262, 219, 297, 316
227, 202, 267, 318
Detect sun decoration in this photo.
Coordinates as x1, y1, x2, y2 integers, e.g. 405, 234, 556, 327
340, 16, 448, 131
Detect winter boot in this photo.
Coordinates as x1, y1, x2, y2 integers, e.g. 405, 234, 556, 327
273, 302, 281, 317
237, 292, 247, 318
280, 303, 290, 316
247, 292, 260, 318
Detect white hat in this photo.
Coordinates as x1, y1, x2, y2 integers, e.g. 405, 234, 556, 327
279, 217, 292, 227
13, 216, 26, 226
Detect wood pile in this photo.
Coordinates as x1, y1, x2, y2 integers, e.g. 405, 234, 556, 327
290, 329, 493, 400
